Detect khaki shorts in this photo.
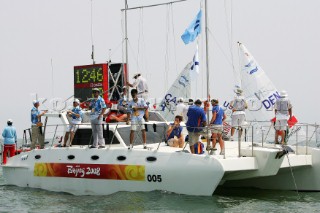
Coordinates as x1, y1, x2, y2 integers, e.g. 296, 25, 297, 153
275, 119, 287, 130
232, 114, 245, 127
187, 131, 200, 146
131, 118, 145, 131
210, 125, 223, 134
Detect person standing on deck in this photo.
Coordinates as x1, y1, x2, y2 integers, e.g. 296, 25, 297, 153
175, 97, 189, 122
127, 73, 149, 121
31, 100, 47, 149
63, 99, 82, 147
209, 99, 226, 155
274, 90, 292, 144
89, 88, 107, 148
230, 88, 248, 141
127, 89, 148, 149
2, 119, 17, 164
186, 99, 207, 154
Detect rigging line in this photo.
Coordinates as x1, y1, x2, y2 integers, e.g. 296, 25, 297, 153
127, 40, 139, 69
137, 8, 143, 73
169, 3, 178, 75
121, 0, 188, 11
224, 0, 237, 82
164, 4, 170, 92
207, 28, 233, 67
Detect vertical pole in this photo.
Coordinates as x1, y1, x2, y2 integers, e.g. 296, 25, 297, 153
296, 125, 298, 155
306, 124, 308, 154
124, 0, 129, 101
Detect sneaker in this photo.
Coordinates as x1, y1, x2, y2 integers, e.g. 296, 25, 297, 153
220, 150, 225, 155
128, 145, 133, 150
143, 144, 147, 149
89, 145, 97, 149
230, 137, 234, 141
98, 145, 105, 149
206, 145, 212, 151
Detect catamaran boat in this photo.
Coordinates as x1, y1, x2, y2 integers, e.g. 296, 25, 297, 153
0, 109, 295, 196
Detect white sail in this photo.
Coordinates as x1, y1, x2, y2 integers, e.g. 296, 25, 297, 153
158, 62, 192, 121
239, 42, 279, 122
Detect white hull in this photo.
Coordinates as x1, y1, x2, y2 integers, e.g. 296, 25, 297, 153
220, 145, 320, 191
2, 146, 224, 196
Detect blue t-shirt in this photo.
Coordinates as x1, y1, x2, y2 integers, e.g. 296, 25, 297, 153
128, 98, 147, 121
2, 126, 17, 145
211, 105, 224, 125
186, 105, 206, 132
31, 106, 40, 124
71, 106, 83, 121
167, 123, 183, 140
90, 96, 107, 116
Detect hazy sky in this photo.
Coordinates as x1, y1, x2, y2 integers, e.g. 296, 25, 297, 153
1, 0, 320, 137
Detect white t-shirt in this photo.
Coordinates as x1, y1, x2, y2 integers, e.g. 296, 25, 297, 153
132, 76, 149, 95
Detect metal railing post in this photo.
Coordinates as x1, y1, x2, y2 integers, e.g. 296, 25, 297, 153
306, 124, 308, 154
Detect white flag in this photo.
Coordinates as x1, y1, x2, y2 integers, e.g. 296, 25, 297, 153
190, 45, 199, 76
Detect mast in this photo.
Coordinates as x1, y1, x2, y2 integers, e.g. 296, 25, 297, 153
124, 0, 129, 99
205, 0, 209, 101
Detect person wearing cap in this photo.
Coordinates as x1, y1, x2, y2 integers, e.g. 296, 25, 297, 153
127, 73, 149, 100
209, 99, 226, 155
106, 86, 128, 122
127, 73, 149, 121
274, 90, 292, 144
186, 99, 207, 154
89, 88, 107, 148
230, 88, 248, 141
175, 97, 188, 122
127, 89, 148, 149
31, 100, 48, 149
2, 119, 17, 164
63, 99, 83, 147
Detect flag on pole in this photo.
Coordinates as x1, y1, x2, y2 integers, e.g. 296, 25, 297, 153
181, 10, 202, 45
190, 45, 199, 76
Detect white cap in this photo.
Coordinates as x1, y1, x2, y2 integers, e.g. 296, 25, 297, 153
73, 99, 80, 104
279, 90, 288, 98
33, 100, 39, 105
7, 119, 13, 123
92, 88, 100, 93
177, 97, 184, 103
234, 88, 243, 95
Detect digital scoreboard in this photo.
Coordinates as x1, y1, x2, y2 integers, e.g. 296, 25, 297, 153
74, 63, 127, 105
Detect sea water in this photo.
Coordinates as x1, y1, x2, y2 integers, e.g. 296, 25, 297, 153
0, 167, 319, 213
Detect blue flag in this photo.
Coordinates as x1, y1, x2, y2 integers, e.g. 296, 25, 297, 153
181, 10, 202, 45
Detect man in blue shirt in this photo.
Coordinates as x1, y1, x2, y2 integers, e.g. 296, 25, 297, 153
31, 100, 47, 149
166, 115, 184, 148
186, 99, 207, 154
209, 99, 226, 155
63, 99, 83, 147
127, 89, 148, 149
2, 119, 17, 164
89, 88, 107, 148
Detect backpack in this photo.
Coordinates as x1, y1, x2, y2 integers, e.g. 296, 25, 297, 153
194, 142, 204, 154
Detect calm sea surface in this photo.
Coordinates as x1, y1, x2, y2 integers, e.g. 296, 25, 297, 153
0, 167, 319, 213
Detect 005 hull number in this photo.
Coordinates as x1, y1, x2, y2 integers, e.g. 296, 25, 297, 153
147, 175, 162, 182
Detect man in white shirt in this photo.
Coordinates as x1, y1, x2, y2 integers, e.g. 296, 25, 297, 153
175, 97, 188, 122
127, 73, 149, 100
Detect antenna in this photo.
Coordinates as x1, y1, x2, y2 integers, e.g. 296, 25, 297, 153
90, 0, 95, 64
51, 58, 54, 97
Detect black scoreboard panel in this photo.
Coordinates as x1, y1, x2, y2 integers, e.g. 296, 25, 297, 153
74, 64, 108, 102
74, 63, 127, 104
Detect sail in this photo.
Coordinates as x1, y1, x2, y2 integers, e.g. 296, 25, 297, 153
158, 62, 192, 121
238, 42, 305, 144
238, 43, 279, 122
